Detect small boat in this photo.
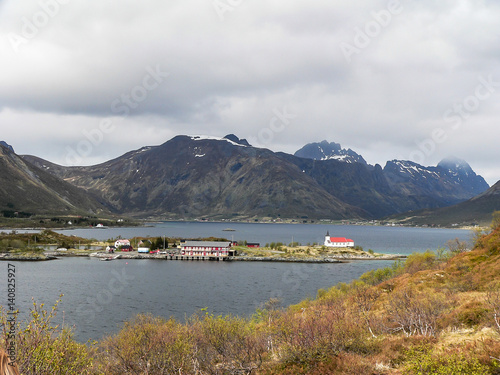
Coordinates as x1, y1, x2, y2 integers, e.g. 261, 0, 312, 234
223, 228, 236, 231
100, 255, 119, 261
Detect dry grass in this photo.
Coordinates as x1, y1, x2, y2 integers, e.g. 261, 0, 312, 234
238, 245, 377, 259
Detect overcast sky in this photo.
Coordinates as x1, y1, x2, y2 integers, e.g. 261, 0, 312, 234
1, 0, 499, 184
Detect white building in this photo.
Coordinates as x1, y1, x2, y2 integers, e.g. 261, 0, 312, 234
324, 231, 354, 247
115, 239, 131, 248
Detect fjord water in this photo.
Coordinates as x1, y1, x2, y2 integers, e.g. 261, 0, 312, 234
3, 223, 470, 342
56, 221, 471, 255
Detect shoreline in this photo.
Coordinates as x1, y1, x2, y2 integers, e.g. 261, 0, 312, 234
0, 219, 482, 232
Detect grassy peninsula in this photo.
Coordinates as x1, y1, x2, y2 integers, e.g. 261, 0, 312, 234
0, 230, 401, 262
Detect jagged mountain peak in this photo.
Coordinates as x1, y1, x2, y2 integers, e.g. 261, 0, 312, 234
188, 135, 250, 148
223, 134, 251, 147
436, 156, 489, 193
438, 156, 474, 175
294, 140, 367, 164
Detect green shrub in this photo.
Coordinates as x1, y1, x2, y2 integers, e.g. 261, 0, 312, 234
359, 261, 403, 286
456, 303, 490, 327
404, 251, 437, 274
403, 346, 489, 374
10, 239, 26, 249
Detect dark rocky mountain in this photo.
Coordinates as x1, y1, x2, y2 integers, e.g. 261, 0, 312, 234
281, 155, 489, 218
389, 181, 500, 226
0, 143, 110, 216
294, 140, 367, 164
281, 155, 399, 218
24, 135, 366, 220
22, 135, 491, 220
0, 141, 14, 153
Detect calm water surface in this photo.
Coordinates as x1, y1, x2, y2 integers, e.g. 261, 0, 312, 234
3, 258, 394, 343
1, 223, 470, 342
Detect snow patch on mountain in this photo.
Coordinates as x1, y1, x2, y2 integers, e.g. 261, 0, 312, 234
294, 140, 367, 164
190, 135, 249, 148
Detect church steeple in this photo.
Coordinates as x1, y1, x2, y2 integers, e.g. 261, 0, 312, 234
326, 230, 330, 236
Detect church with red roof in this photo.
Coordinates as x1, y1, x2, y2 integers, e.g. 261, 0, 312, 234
324, 231, 354, 247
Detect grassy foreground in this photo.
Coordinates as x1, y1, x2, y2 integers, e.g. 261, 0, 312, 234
2, 227, 500, 374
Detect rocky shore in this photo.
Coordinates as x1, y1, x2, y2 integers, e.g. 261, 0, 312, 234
0, 252, 57, 261
228, 254, 405, 262
1, 250, 406, 262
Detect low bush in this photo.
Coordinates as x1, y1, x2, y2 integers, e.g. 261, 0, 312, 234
402, 346, 490, 375
403, 251, 436, 275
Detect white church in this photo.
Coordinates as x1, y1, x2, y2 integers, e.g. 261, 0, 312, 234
324, 231, 354, 248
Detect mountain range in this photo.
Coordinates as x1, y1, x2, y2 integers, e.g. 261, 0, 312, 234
12, 135, 491, 222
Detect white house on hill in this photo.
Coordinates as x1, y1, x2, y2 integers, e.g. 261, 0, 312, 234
324, 231, 354, 247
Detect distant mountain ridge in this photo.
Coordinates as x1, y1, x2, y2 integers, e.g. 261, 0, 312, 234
383, 159, 489, 207
0, 143, 110, 216
21, 134, 490, 221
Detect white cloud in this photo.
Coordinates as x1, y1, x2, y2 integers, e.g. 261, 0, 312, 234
0, 0, 499, 184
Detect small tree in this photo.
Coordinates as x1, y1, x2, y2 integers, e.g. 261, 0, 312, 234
386, 287, 448, 337
486, 284, 500, 333
446, 238, 468, 254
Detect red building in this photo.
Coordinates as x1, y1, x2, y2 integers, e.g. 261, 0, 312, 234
181, 241, 234, 257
